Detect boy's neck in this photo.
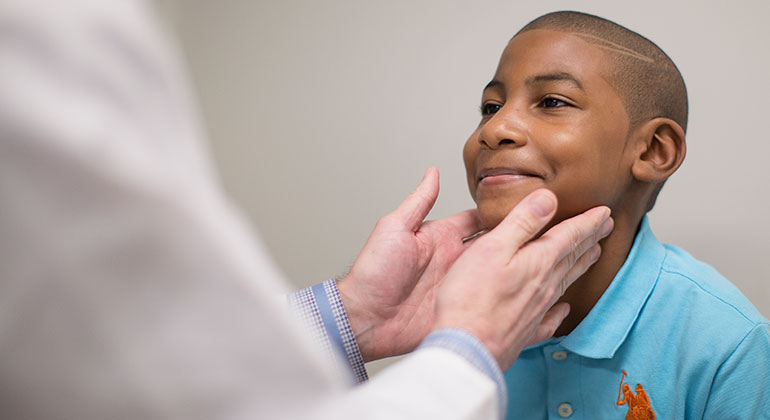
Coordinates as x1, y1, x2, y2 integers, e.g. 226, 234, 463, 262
553, 211, 643, 337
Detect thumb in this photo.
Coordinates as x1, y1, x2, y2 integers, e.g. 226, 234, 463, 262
390, 167, 440, 231
484, 188, 557, 255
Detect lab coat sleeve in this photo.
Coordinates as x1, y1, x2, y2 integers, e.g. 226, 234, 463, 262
287, 280, 507, 415
0, 1, 502, 419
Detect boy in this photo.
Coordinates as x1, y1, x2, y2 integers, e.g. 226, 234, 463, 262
463, 11, 770, 419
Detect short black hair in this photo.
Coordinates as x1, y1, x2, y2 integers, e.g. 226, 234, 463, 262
516, 11, 688, 133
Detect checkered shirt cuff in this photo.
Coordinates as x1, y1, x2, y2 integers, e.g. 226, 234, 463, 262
419, 328, 507, 418
287, 279, 368, 383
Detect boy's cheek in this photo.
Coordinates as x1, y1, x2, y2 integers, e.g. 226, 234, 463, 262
462, 136, 480, 189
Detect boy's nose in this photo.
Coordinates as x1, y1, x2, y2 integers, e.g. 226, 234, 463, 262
478, 110, 528, 149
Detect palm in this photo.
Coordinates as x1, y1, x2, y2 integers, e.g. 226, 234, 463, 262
349, 216, 474, 360
337, 168, 482, 361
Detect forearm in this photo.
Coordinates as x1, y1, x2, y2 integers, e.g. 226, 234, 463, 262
329, 345, 503, 420
288, 279, 507, 417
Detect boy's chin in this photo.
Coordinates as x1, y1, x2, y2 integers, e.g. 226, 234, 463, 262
476, 192, 534, 230
477, 200, 520, 230
478, 195, 608, 240
477, 198, 566, 237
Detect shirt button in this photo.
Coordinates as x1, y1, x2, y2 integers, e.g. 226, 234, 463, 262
558, 403, 573, 417
552, 350, 568, 360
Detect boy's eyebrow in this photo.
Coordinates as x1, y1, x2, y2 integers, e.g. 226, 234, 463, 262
483, 73, 585, 93
525, 72, 584, 90
483, 80, 503, 91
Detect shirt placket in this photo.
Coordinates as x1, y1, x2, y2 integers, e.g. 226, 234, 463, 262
544, 343, 582, 419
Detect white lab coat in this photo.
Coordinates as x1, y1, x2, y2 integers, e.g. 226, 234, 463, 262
0, 1, 498, 419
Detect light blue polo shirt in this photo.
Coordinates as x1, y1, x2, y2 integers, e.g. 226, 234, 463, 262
505, 216, 770, 419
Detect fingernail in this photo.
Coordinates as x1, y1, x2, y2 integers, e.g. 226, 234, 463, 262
601, 207, 611, 221
600, 217, 614, 237
528, 190, 556, 217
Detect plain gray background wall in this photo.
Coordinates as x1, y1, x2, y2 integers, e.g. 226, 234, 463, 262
156, 0, 769, 363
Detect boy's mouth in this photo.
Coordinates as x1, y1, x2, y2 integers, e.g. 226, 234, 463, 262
477, 167, 543, 186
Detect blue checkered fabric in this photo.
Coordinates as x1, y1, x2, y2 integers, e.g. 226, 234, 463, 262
286, 285, 337, 367
287, 279, 368, 383
322, 279, 368, 383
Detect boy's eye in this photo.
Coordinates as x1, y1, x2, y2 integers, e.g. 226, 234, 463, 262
539, 97, 570, 108
481, 103, 502, 115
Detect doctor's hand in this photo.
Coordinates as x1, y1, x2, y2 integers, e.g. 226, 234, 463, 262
337, 167, 483, 362
433, 189, 613, 370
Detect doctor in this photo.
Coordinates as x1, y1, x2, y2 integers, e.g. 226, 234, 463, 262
0, 1, 612, 419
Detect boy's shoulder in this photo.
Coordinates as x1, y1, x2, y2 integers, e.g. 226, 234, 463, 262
656, 241, 768, 328
555, 217, 767, 359
652, 243, 770, 418
503, 219, 770, 419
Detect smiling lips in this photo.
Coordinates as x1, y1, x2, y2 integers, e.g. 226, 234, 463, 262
477, 167, 543, 186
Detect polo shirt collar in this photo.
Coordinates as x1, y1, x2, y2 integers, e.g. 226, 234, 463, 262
526, 216, 666, 359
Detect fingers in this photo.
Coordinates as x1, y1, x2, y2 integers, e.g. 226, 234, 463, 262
543, 208, 614, 299
390, 167, 440, 231
527, 303, 571, 346
550, 215, 611, 281
558, 244, 602, 295
519, 205, 611, 305
484, 189, 558, 255
549, 216, 613, 295
539, 205, 612, 265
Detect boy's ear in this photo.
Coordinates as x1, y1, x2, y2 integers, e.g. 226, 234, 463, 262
631, 118, 686, 183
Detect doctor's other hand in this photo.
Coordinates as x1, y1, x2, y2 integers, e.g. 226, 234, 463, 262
337, 167, 484, 362
433, 189, 613, 371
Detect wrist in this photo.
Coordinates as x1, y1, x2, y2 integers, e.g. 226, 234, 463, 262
419, 329, 508, 417
433, 314, 505, 368
336, 274, 380, 362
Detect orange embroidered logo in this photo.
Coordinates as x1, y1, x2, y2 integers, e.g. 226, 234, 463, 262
617, 370, 656, 420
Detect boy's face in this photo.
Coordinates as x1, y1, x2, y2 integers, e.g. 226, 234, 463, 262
463, 29, 633, 229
